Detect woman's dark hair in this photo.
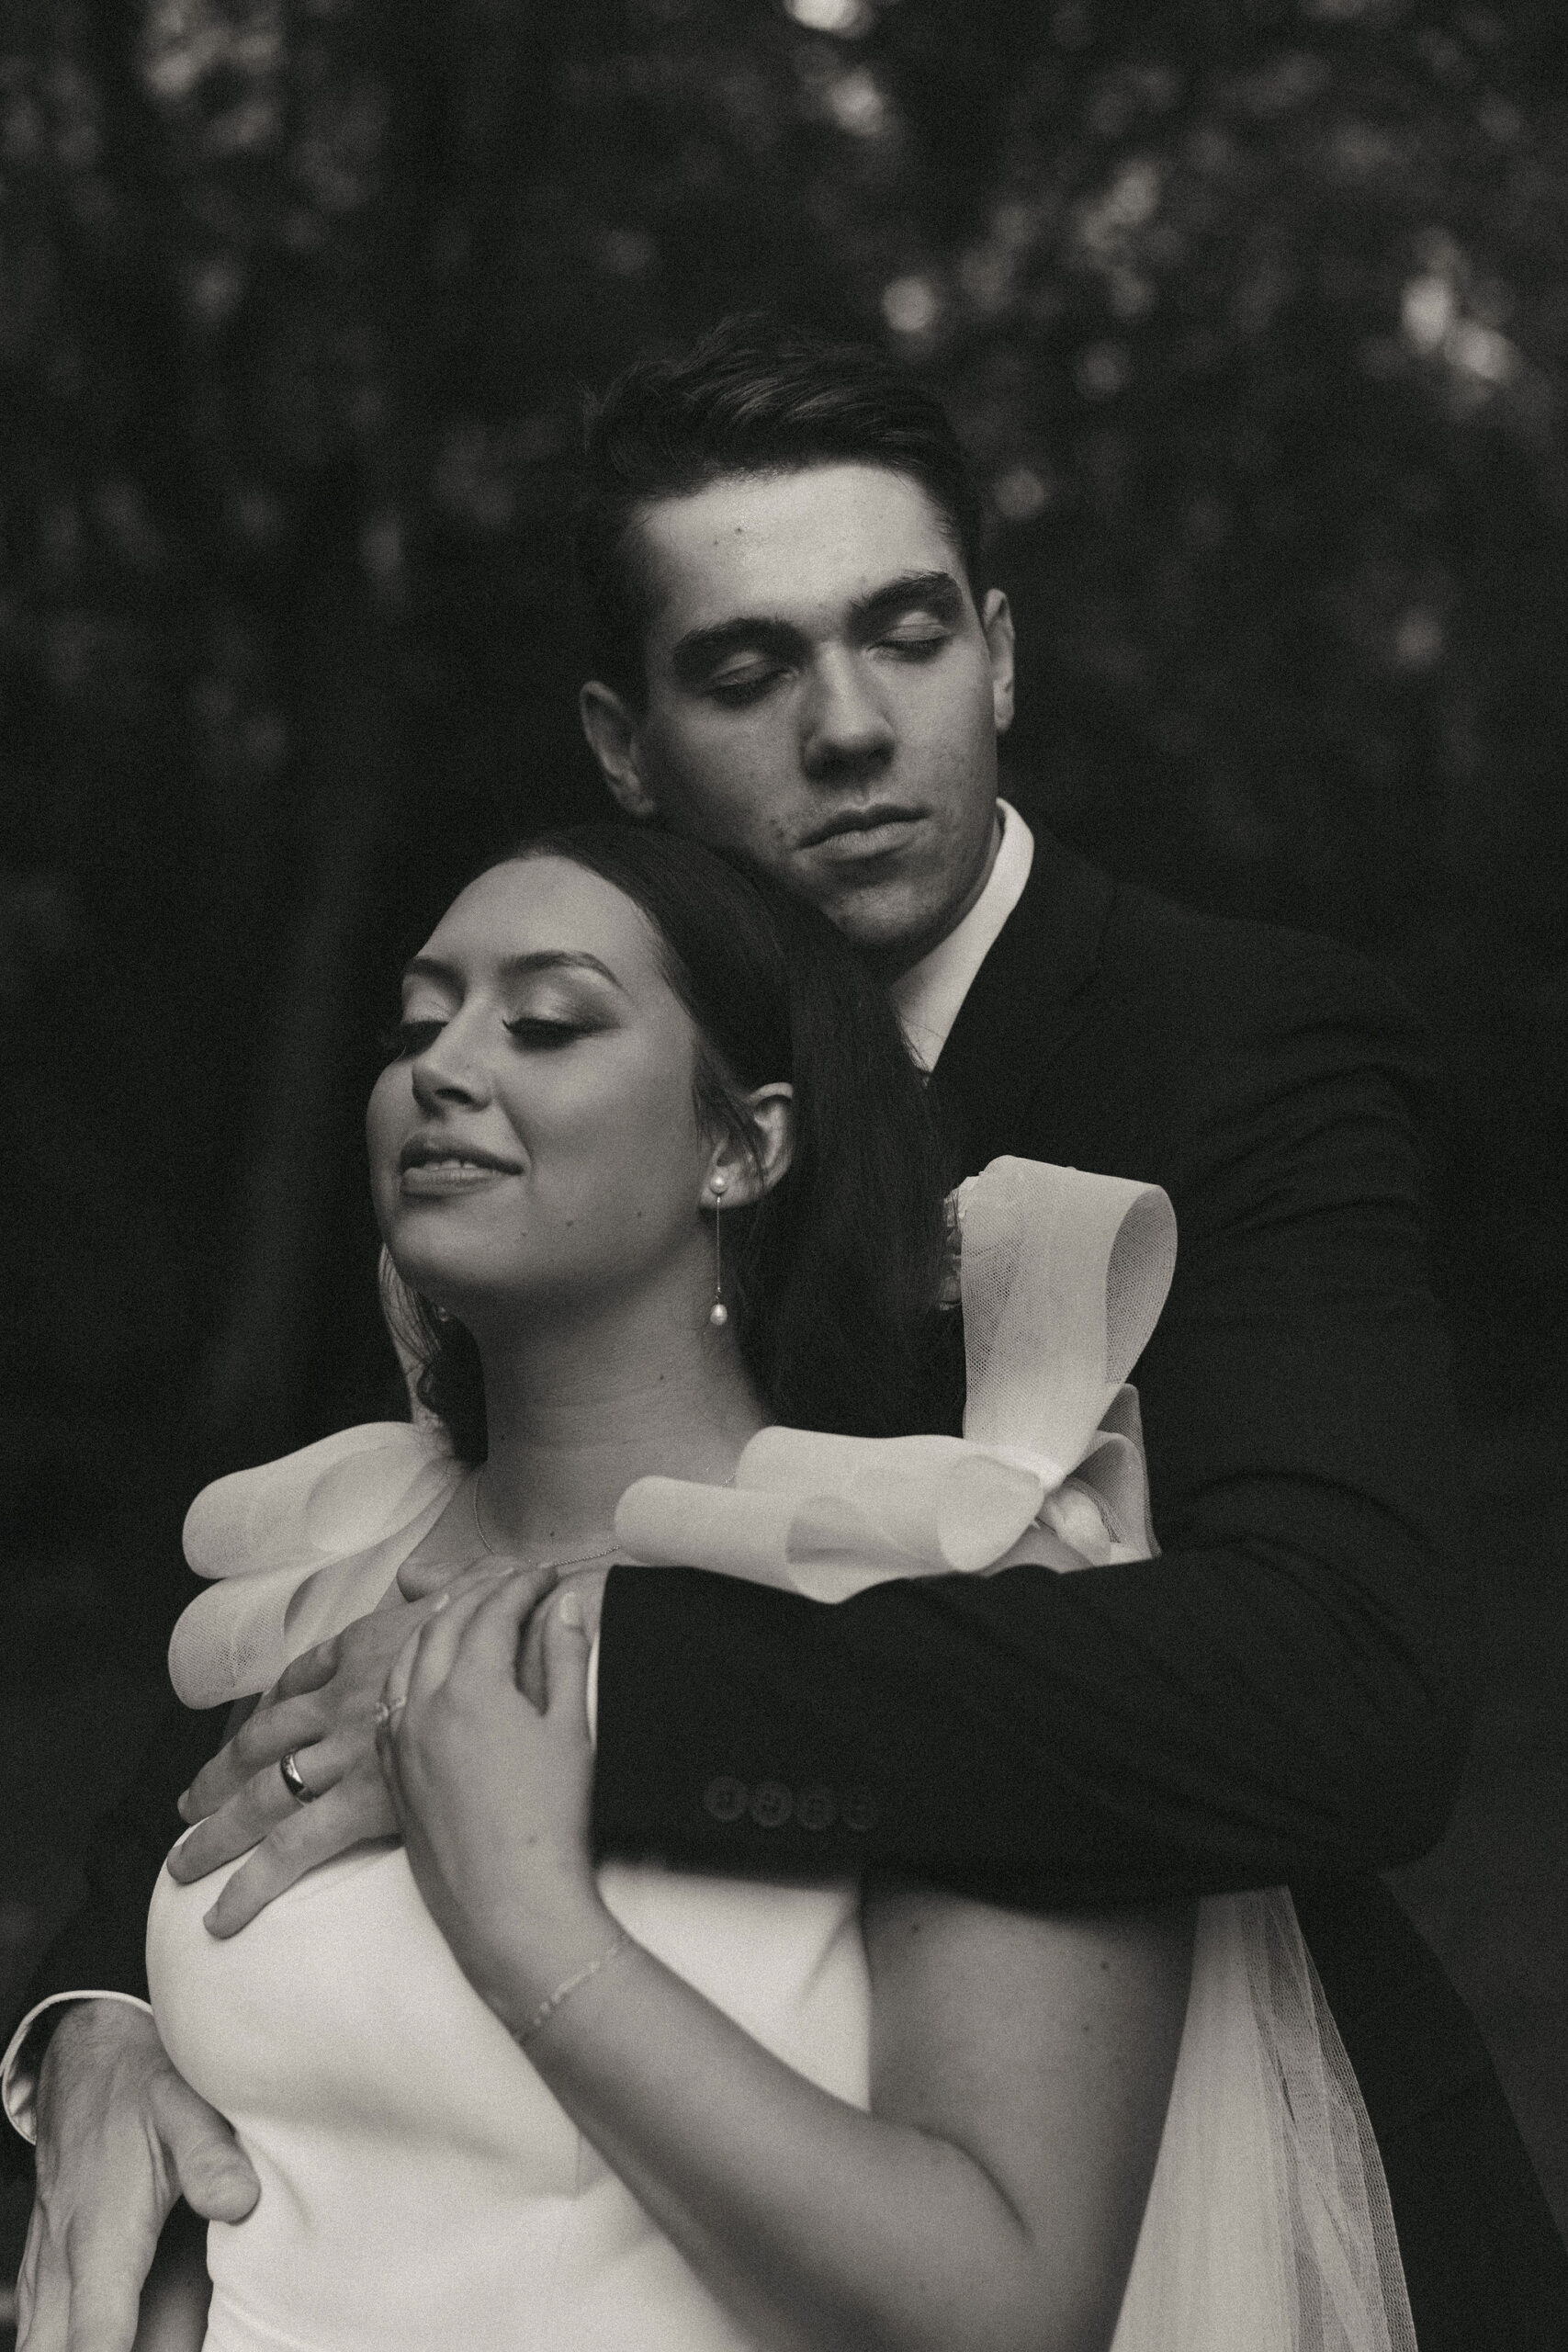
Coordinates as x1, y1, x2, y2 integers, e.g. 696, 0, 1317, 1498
388, 826, 952, 1461
572, 313, 986, 703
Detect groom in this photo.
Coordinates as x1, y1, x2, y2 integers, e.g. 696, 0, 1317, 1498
9, 320, 1566, 2349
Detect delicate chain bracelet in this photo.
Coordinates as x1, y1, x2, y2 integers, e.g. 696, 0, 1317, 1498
517, 1933, 631, 2047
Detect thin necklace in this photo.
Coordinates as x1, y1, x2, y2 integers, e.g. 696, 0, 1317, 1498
470, 1469, 621, 1572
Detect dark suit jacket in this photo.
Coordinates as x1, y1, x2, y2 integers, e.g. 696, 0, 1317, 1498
10, 831, 1565, 2339
590, 828, 1568, 2346
594, 827, 1472, 1892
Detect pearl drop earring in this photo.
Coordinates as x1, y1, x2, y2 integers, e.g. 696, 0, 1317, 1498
708, 1174, 728, 1328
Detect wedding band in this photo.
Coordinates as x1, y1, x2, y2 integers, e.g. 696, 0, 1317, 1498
373, 1696, 407, 1729
278, 1750, 318, 1804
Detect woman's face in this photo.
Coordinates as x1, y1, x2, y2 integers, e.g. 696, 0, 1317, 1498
367, 856, 716, 1327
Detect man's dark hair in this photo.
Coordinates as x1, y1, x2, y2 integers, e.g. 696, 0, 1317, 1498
572, 314, 986, 701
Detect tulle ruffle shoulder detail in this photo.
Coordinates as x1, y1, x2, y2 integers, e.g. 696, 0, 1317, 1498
171, 1424, 463, 1707
616, 1156, 1176, 1599
183, 1423, 457, 1582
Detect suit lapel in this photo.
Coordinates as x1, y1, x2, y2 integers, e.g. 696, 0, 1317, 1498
927, 827, 1115, 1173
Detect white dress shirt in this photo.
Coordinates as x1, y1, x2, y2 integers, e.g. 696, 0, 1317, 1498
887, 797, 1035, 1071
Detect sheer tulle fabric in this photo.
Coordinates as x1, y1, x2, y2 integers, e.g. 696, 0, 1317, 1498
162, 1157, 1413, 2352
1119, 1891, 1415, 2352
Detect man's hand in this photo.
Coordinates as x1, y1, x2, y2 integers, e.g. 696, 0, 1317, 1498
15, 1999, 258, 2352
170, 1559, 560, 1935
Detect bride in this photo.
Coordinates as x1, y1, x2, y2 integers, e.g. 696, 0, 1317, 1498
146, 826, 1413, 2352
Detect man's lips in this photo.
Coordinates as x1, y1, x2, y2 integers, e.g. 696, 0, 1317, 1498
800, 805, 924, 859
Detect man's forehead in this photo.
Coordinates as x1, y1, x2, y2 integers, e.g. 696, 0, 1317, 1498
632, 461, 964, 633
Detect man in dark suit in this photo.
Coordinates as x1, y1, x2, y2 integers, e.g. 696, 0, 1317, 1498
9, 319, 1565, 2349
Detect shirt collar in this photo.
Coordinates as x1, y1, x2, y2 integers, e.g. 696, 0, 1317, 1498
886, 799, 1035, 1071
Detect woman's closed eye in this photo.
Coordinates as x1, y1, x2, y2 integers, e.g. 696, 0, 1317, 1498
381, 1012, 596, 1062
502, 1015, 592, 1048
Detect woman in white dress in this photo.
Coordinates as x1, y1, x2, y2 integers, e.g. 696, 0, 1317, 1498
146, 828, 1414, 2352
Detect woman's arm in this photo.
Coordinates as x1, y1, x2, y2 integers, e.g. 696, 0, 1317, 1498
378, 1577, 1193, 2352
513, 1881, 1190, 2352
859, 1877, 1192, 2352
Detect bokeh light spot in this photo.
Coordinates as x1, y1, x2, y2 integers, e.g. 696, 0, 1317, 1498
993, 467, 1051, 525
882, 275, 940, 336
1076, 341, 1130, 400
784, 0, 874, 35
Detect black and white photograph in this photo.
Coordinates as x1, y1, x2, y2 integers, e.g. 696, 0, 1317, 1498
2, 3, 1565, 2346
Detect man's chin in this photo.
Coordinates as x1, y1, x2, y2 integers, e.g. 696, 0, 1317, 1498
806, 872, 950, 971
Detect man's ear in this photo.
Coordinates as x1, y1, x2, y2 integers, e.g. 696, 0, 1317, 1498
981, 589, 1016, 737
580, 680, 661, 820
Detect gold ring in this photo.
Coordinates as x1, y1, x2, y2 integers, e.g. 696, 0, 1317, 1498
278, 1750, 318, 1804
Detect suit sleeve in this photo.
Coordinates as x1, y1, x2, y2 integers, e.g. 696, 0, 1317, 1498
591, 949, 1475, 1905
0, 1695, 224, 2172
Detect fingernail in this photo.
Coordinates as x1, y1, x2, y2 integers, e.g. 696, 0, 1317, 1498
558, 1590, 583, 1629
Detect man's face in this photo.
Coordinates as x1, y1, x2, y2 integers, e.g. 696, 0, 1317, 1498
581, 463, 1014, 972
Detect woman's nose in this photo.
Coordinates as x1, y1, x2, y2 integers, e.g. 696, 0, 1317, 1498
800, 649, 897, 777
409, 1021, 491, 1112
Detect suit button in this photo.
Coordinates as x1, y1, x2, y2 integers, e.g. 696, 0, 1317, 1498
795, 1784, 837, 1832
749, 1780, 793, 1829
840, 1786, 879, 1833
703, 1775, 749, 1823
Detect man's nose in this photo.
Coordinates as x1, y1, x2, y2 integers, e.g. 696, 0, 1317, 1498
800, 648, 896, 778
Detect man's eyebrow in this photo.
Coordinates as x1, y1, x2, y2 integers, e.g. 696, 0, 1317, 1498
401, 949, 629, 996
669, 570, 965, 683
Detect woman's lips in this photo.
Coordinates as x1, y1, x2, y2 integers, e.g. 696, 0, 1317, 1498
400, 1157, 519, 1197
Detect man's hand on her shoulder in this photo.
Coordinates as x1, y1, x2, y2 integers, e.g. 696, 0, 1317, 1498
16, 1999, 256, 2352
171, 1557, 560, 1934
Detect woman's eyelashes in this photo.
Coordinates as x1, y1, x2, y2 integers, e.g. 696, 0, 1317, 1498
502, 1015, 593, 1048
383, 988, 615, 1063
381, 1011, 602, 1062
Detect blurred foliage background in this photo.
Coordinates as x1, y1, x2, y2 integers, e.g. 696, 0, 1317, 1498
2, 0, 1568, 2267
6, 0, 1568, 1567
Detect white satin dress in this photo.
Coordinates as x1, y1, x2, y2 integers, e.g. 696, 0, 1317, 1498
146, 1160, 1415, 2352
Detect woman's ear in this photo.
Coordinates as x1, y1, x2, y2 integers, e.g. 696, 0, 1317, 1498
580, 681, 661, 820
707, 1085, 795, 1207
747, 1085, 795, 1197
